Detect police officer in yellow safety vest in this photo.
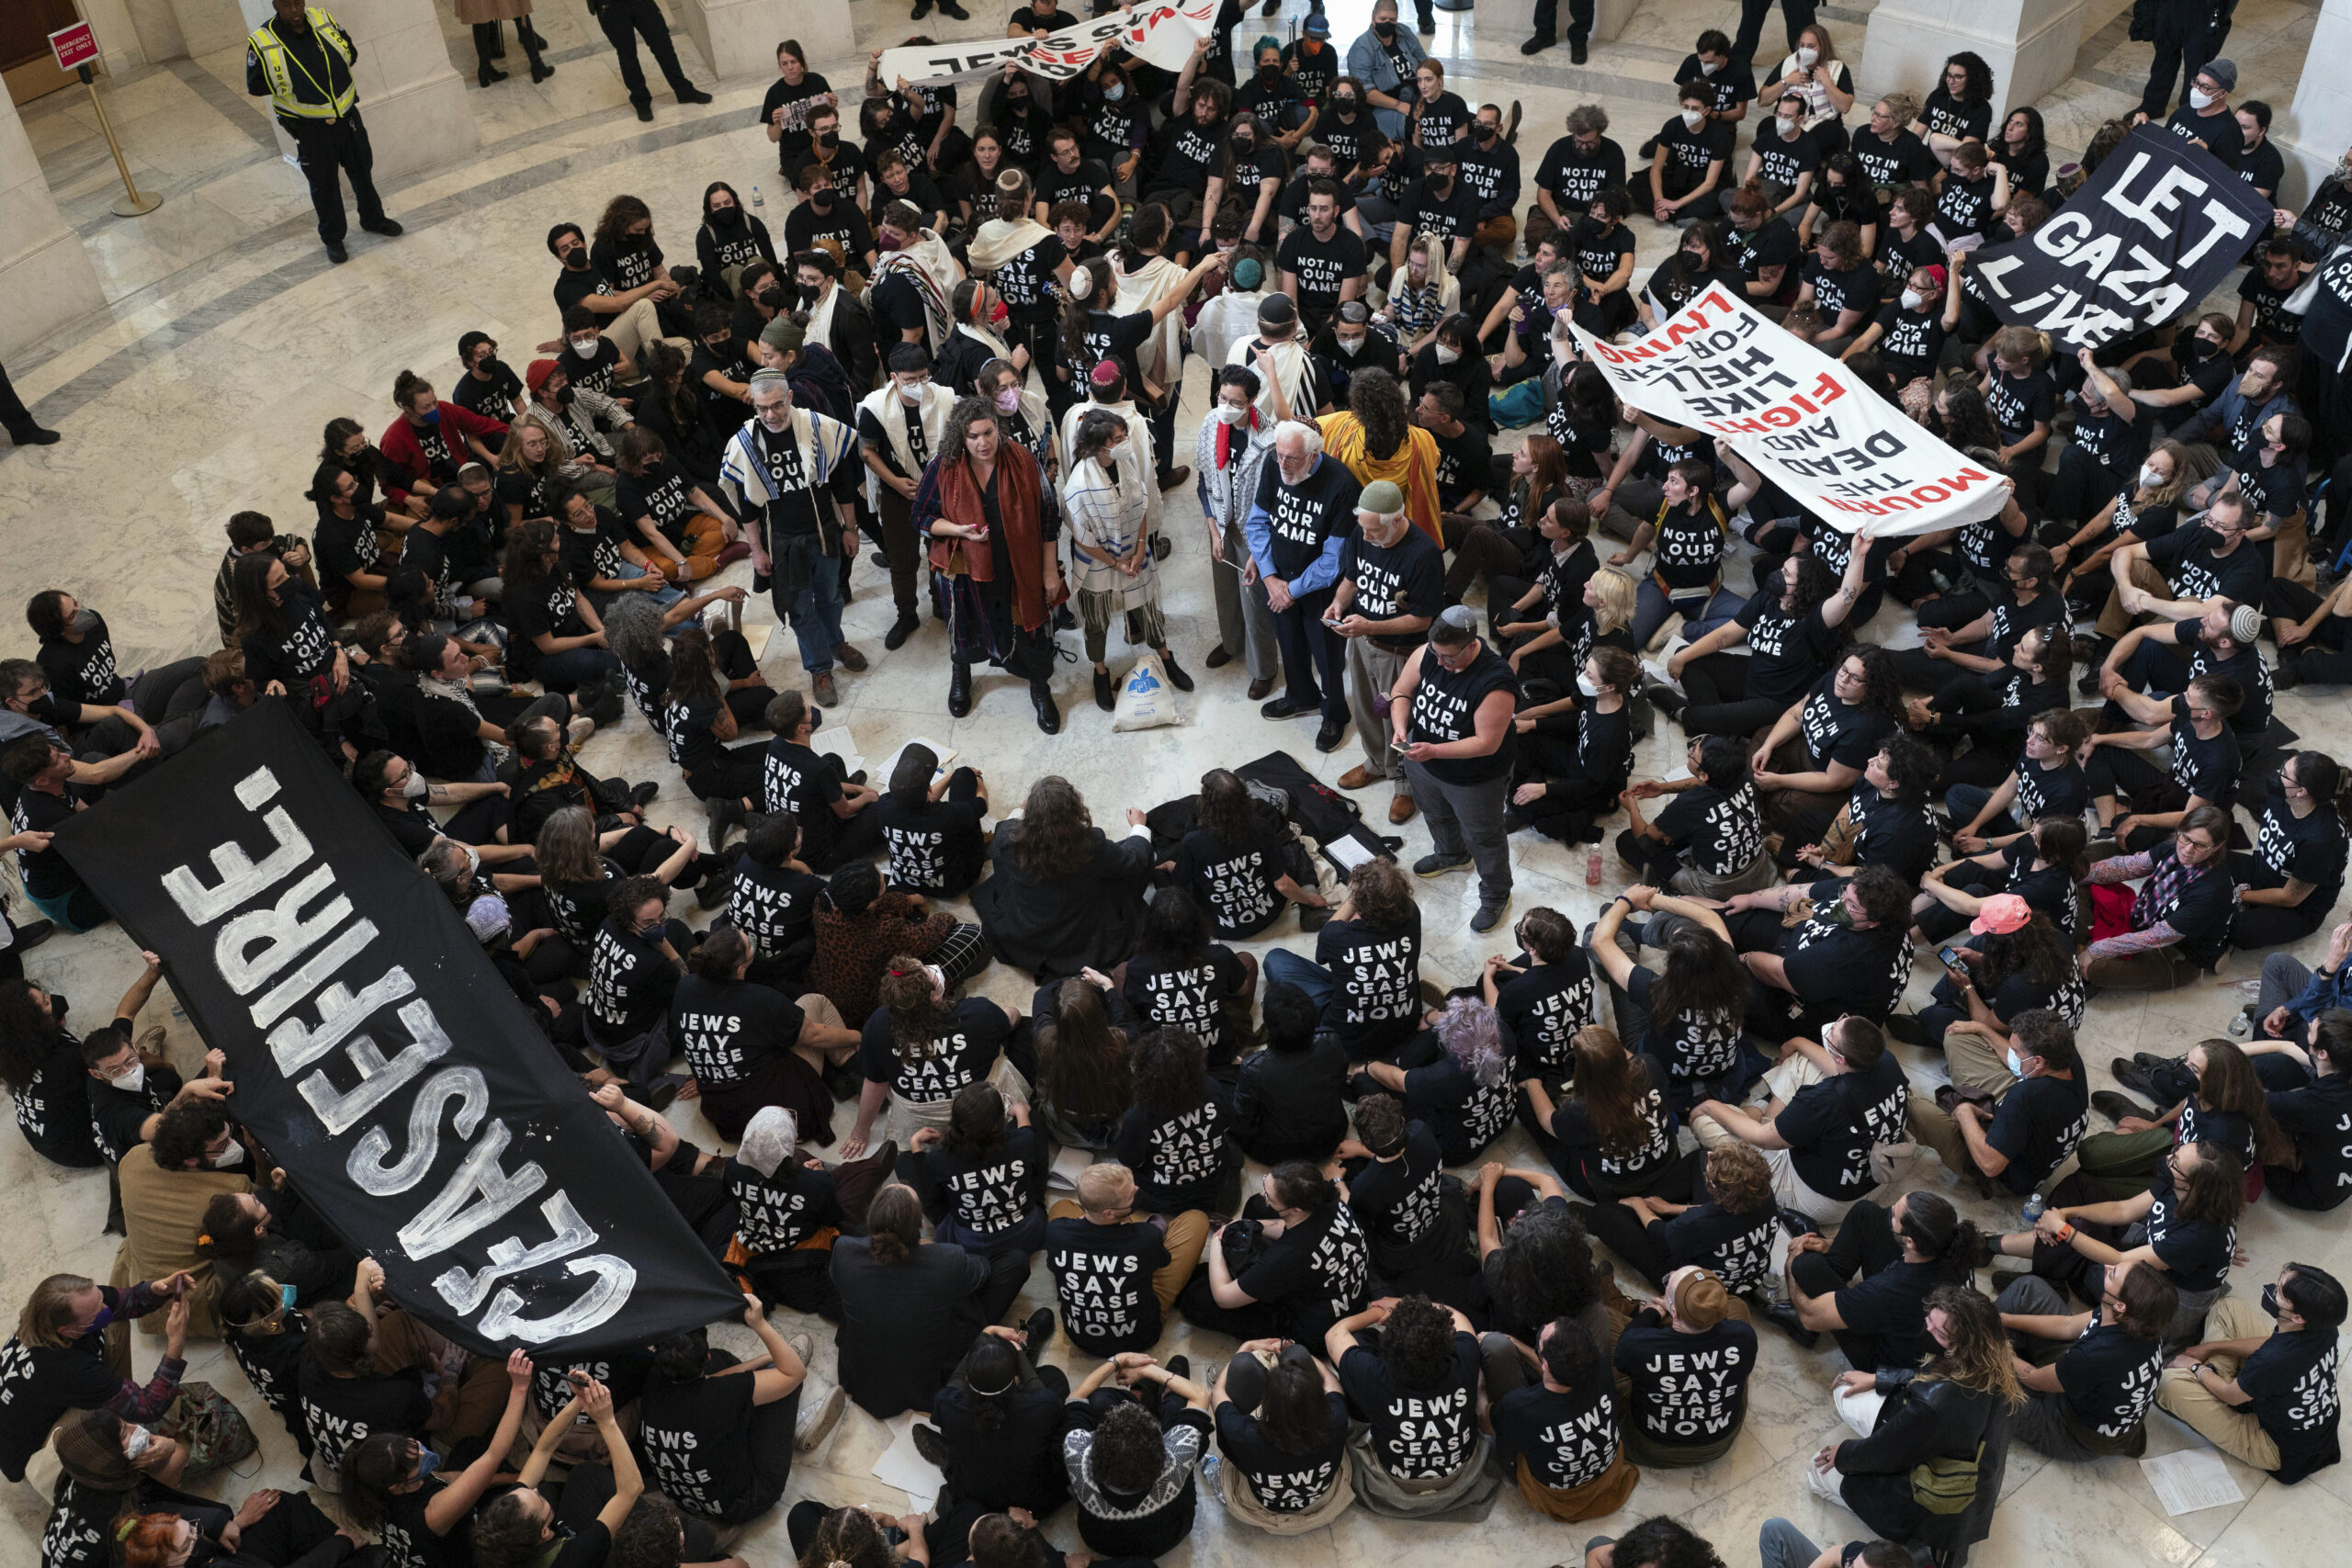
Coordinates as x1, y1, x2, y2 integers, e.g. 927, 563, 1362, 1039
245, 0, 404, 264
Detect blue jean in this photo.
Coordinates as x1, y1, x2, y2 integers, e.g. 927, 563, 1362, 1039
535, 646, 623, 693
1758, 1519, 1823, 1568
776, 535, 846, 674
1942, 780, 2021, 840
1263, 946, 1337, 1014
585, 563, 686, 621
1634, 581, 1743, 649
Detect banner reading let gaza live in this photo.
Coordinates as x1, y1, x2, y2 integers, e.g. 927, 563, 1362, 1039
1965, 124, 2274, 351
1571, 288, 2010, 537
52, 701, 744, 1355
878, 0, 1216, 85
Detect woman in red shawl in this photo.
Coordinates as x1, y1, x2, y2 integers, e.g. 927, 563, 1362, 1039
911, 395, 1069, 733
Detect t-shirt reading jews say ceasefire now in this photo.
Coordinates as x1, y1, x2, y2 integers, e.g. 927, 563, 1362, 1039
1046, 1214, 1172, 1355
1340, 1331, 1484, 1480
1613, 1308, 1758, 1450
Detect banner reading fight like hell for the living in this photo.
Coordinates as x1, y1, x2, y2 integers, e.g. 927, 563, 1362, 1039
879, 0, 1217, 85
1571, 286, 2012, 537
53, 701, 744, 1355
1965, 123, 2275, 351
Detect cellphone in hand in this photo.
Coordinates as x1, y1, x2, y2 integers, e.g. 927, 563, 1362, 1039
279, 1283, 298, 1312
1938, 945, 1967, 970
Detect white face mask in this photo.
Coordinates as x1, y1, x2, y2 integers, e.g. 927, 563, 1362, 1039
2139, 463, 2165, 491
1681, 108, 1704, 129
1779, 118, 1801, 140
1335, 334, 1366, 356
210, 1142, 243, 1169
121, 1426, 153, 1462
568, 335, 598, 356
401, 772, 429, 799
1796, 46, 1818, 66
1577, 674, 1601, 697
1900, 290, 1925, 311
1700, 59, 1721, 76
108, 1064, 145, 1095
2188, 88, 2216, 110
1215, 403, 1248, 424
1434, 344, 1460, 365
898, 381, 926, 405
2005, 1048, 2026, 1078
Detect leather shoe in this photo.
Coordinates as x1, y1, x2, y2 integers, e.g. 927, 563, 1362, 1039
2091, 1089, 2155, 1122
1337, 766, 1375, 789
1571, 35, 1588, 62
675, 86, 714, 104
811, 670, 838, 707
630, 781, 661, 807
361, 219, 403, 236
948, 661, 972, 716
10, 919, 54, 952
1388, 794, 1417, 824
2109, 1059, 2165, 1101
325, 243, 349, 263
1262, 695, 1317, 719
885, 615, 920, 650
1158, 465, 1193, 492
1161, 652, 1193, 692
833, 643, 868, 672
1205, 645, 1233, 669
1248, 678, 1273, 701
6, 425, 61, 446
1032, 682, 1061, 734
1314, 716, 1347, 752
1520, 32, 1553, 55
2131, 1051, 2174, 1069
1021, 1307, 1057, 1356
1094, 668, 1115, 711
634, 101, 654, 121
1763, 1301, 1819, 1349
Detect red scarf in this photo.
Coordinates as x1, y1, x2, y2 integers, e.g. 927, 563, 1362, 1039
927, 441, 1057, 629
1213, 407, 1261, 469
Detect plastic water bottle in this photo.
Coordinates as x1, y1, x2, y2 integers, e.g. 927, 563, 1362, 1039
1586, 846, 1602, 887
1200, 1452, 1221, 1487
2020, 1191, 2046, 1229
2227, 1004, 2255, 1039
751, 185, 765, 211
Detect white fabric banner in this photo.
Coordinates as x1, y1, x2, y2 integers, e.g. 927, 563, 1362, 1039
1570, 285, 2012, 538
878, 0, 1217, 85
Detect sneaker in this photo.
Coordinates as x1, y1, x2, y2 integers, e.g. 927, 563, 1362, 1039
1164, 1352, 1191, 1381
911, 1421, 951, 1468
1413, 853, 1472, 877
795, 1385, 846, 1452
1470, 895, 1510, 934
1314, 715, 1348, 752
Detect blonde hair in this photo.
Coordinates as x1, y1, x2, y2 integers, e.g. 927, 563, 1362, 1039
1988, 326, 2051, 368
1078, 1162, 1137, 1213
1878, 91, 1921, 127
1588, 566, 1638, 635
19, 1274, 96, 1350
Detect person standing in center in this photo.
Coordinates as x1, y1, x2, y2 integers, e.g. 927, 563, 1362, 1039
592, 0, 712, 123
915, 396, 1069, 734
1330, 480, 1443, 828
1245, 421, 1364, 752
244, 1, 404, 265
720, 371, 869, 709
1389, 605, 1521, 933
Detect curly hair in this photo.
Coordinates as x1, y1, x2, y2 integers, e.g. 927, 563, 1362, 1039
1136, 887, 1212, 962
1841, 643, 1904, 720
1343, 858, 1415, 931
876, 957, 952, 1056
1012, 775, 1098, 881
1974, 915, 2072, 998
1377, 1294, 1459, 1390
1347, 367, 1412, 460
1702, 1143, 1774, 1214
1436, 998, 1508, 1087
501, 517, 567, 599
1129, 1027, 1208, 1122
1196, 769, 1260, 850
1491, 1201, 1601, 1330
662, 626, 722, 709
1917, 1284, 2024, 1407
594, 194, 655, 252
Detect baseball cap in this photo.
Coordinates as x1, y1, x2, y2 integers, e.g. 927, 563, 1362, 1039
1970, 894, 2032, 936
1304, 12, 1330, 37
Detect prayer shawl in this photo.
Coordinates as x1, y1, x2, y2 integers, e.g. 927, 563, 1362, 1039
967, 215, 1053, 276
874, 229, 965, 354
1059, 399, 1156, 492
718, 405, 860, 557
1227, 332, 1315, 426
1192, 288, 1268, 375
806, 281, 845, 360
1318, 412, 1443, 544
857, 381, 959, 510
926, 439, 1057, 630
1061, 454, 1157, 609
1114, 254, 1189, 388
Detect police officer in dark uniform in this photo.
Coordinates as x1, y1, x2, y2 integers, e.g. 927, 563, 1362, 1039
592, 0, 714, 123
243, 0, 402, 263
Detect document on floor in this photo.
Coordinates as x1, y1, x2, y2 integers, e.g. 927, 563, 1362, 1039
1328, 835, 1376, 870
882, 738, 958, 785
874, 1413, 948, 1511
2141, 1449, 2244, 1515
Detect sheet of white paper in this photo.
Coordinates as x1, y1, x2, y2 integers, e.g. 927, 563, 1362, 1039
881, 738, 959, 787
1048, 1144, 1098, 1192
2141, 1450, 2244, 1516
1328, 836, 1376, 870
809, 727, 865, 777
873, 1415, 946, 1506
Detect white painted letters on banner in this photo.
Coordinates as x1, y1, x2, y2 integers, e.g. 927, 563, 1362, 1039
879, 0, 1217, 85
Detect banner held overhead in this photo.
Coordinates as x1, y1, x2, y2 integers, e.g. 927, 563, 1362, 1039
1571, 286, 2013, 538
879, 0, 1219, 85
51, 701, 744, 1356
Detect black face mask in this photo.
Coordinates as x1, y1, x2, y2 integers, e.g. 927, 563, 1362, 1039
757, 286, 783, 306
799, 283, 821, 306
2181, 335, 2214, 362
2261, 1282, 2282, 1318
1332, 95, 1355, 109
712, 206, 742, 227
811, 189, 836, 211
1477, 125, 1498, 142
562, 250, 590, 270
48, 993, 68, 1025
816, 130, 838, 148
624, 231, 650, 251
1430, 175, 1453, 193
1008, 92, 1029, 107
1233, 135, 1255, 152
1373, 21, 1395, 37
1259, 63, 1281, 80
556, 386, 576, 405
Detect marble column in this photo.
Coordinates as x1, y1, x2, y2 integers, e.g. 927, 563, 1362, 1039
1855, 0, 2088, 121
0, 81, 109, 358
2279, 0, 2352, 210
674, 0, 848, 83
234, 0, 479, 178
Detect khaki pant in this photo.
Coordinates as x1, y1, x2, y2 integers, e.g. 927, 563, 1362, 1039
2273, 509, 2315, 588
2086, 942, 2207, 992
1693, 1053, 1892, 1223
649, 513, 729, 581
599, 294, 667, 373
1906, 1030, 2018, 1179
2094, 558, 2177, 640
1344, 637, 1410, 797
374, 1308, 511, 1445
1048, 1201, 1210, 1316
2153, 1294, 2285, 1471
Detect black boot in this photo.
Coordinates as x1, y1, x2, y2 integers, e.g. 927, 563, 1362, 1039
517, 15, 547, 48
473, 23, 508, 86
1763, 1301, 1819, 1348
948, 660, 973, 717
1032, 679, 1062, 734
521, 27, 553, 82
488, 18, 506, 55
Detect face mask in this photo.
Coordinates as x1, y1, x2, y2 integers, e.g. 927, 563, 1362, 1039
898, 382, 926, 405
2139, 463, 2165, 490
712, 206, 741, 227
810, 189, 835, 211
1779, 118, 1801, 140
1796, 46, 1818, 65
401, 772, 429, 799
109, 1065, 146, 1095
419, 406, 442, 426
2005, 1048, 2025, 1078
1104, 83, 1125, 102
2189, 88, 2216, 110
556, 386, 575, 406
210, 1142, 243, 1168
1259, 63, 1281, 80
1008, 91, 1028, 106
413, 1448, 444, 1480
1373, 21, 1394, 38
992, 387, 1022, 413
817, 130, 840, 146
1333, 94, 1355, 107
1233, 134, 1255, 152
569, 335, 598, 355
1434, 344, 1460, 365
122, 1426, 153, 1462
989, 300, 1010, 327
1576, 674, 1601, 697
1900, 290, 1925, 311
798, 283, 820, 307
878, 231, 905, 253
1216, 403, 1248, 424
47, 993, 68, 1025
1335, 334, 1365, 356
1700, 59, 1721, 75
2180, 335, 2211, 362
1478, 123, 1498, 141
1682, 108, 1704, 129
2260, 1283, 2281, 1318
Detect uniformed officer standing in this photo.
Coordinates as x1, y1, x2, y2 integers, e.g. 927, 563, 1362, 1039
245, 0, 403, 263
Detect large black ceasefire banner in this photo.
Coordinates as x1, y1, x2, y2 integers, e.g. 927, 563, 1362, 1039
1967, 123, 2275, 351
53, 701, 743, 1354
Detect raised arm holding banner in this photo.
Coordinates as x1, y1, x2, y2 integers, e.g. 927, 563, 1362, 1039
52, 701, 745, 1356
1571, 285, 2012, 538
878, 0, 1217, 85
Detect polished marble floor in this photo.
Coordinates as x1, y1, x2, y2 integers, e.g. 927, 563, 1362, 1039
2, 0, 2349, 1563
